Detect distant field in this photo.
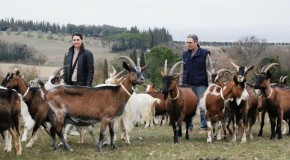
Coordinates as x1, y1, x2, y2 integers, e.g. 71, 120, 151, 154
0, 31, 122, 78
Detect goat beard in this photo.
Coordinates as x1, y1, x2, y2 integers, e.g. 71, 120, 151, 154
163, 93, 168, 99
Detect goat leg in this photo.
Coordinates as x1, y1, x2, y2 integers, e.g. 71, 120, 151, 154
185, 121, 190, 140
258, 110, 266, 137
56, 130, 73, 152
172, 121, 178, 143
109, 122, 118, 149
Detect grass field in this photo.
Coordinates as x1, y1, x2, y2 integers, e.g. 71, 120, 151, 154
1, 115, 290, 160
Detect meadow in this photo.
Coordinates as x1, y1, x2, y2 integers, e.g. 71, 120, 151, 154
1, 115, 290, 160
1, 32, 290, 160
0, 31, 120, 78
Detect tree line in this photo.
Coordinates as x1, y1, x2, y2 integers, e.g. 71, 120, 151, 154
0, 18, 173, 51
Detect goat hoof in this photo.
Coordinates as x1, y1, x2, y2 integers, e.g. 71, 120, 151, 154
112, 144, 118, 149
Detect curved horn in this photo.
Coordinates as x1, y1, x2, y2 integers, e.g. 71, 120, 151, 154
53, 65, 67, 77
164, 59, 168, 75
137, 57, 141, 67
111, 66, 117, 77
207, 70, 212, 76
112, 69, 126, 79
118, 56, 136, 67
169, 61, 184, 76
230, 61, 239, 71
260, 64, 268, 73
282, 76, 288, 82
263, 63, 279, 73
216, 69, 232, 76
279, 76, 283, 82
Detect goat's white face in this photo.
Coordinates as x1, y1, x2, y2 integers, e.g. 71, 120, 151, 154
44, 75, 65, 90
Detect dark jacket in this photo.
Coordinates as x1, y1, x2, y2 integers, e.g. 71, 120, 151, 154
182, 47, 210, 86
64, 46, 94, 87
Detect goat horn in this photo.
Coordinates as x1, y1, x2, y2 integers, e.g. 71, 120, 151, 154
282, 76, 288, 82
260, 64, 269, 73
207, 70, 212, 76
137, 57, 141, 67
164, 59, 168, 75
169, 61, 184, 76
216, 69, 231, 76
53, 65, 67, 77
263, 63, 279, 73
111, 66, 117, 77
118, 56, 136, 67
112, 69, 126, 79
279, 76, 283, 82
230, 61, 239, 71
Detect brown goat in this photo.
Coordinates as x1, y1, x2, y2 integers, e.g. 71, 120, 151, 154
0, 88, 22, 155
254, 63, 290, 139
1, 72, 66, 150
161, 61, 198, 143
44, 56, 146, 151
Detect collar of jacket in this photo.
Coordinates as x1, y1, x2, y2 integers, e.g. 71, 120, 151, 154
69, 46, 84, 55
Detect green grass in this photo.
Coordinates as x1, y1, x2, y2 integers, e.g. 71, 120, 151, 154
2, 117, 290, 160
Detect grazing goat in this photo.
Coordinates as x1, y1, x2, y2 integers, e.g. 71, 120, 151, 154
161, 61, 198, 143
44, 56, 146, 151
254, 63, 290, 139
0, 88, 22, 155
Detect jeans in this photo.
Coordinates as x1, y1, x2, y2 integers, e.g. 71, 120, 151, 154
189, 85, 208, 129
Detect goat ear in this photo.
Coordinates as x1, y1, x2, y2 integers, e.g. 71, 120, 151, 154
233, 75, 238, 84
141, 64, 148, 72
123, 62, 131, 72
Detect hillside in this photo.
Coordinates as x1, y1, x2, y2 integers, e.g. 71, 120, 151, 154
0, 31, 121, 78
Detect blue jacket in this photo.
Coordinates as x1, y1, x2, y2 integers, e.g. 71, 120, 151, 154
64, 46, 94, 87
182, 47, 210, 86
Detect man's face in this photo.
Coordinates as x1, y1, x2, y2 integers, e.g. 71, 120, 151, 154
186, 38, 198, 51
72, 35, 82, 49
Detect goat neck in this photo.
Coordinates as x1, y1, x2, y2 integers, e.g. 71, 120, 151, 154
13, 76, 29, 96
121, 74, 135, 96
169, 86, 180, 100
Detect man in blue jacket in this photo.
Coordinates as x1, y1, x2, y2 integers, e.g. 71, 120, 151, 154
182, 34, 214, 133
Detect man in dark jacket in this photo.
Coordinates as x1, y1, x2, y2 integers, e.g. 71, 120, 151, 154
182, 34, 214, 133
64, 33, 94, 87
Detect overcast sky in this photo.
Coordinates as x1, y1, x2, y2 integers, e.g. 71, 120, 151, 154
1, 0, 290, 42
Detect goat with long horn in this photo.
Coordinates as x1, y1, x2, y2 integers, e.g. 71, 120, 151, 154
161, 60, 197, 143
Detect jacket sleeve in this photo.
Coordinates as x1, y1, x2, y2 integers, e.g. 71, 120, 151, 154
85, 51, 94, 87
63, 53, 69, 84
182, 52, 187, 84
206, 54, 214, 74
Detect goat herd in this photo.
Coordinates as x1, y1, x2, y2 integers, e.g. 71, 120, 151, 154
0, 56, 289, 156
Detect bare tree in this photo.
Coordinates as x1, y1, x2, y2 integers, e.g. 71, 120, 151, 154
226, 36, 267, 66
